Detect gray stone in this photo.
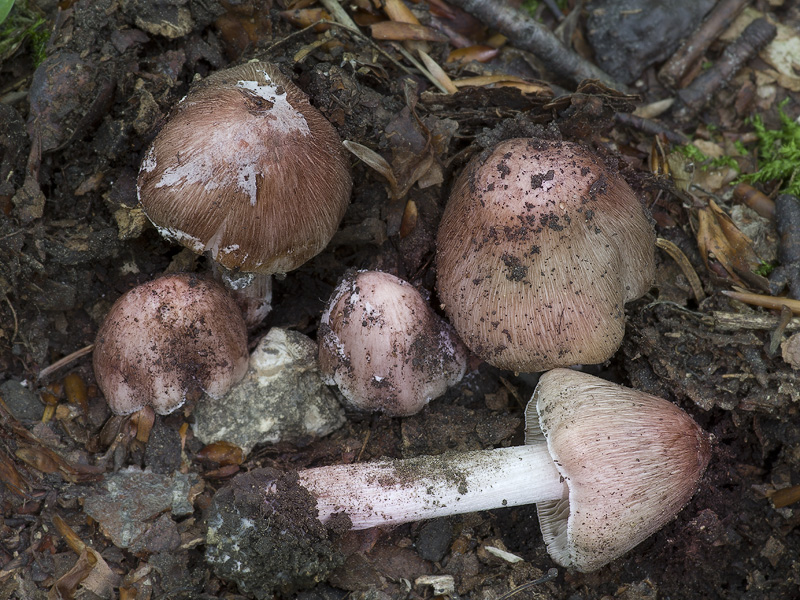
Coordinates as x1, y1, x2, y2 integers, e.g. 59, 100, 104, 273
586, 0, 715, 84
0, 379, 43, 421
193, 328, 345, 455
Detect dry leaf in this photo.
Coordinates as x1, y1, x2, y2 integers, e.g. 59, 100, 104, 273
343, 140, 399, 196
452, 75, 551, 94
383, 0, 420, 24
446, 45, 500, 63
418, 50, 458, 94
280, 8, 332, 31
196, 440, 245, 466
399, 200, 418, 238
370, 21, 449, 42
696, 199, 770, 291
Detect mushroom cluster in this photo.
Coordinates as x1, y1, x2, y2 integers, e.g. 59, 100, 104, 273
137, 61, 352, 325
437, 138, 655, 372
100, 57, 706, 594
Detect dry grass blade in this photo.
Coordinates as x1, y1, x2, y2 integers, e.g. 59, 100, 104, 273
656, 237, 706, 301
417, 49, 458, 93
343, 140, 399, 196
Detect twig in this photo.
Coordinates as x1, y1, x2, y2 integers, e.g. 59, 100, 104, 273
269, 18, 415, 78
37, 344, 95, 381
722, 290, 800, 314
614, 112, 689, 145
672, 18, 776, 121
768, 305, 793, 356
442, 0, 626, 91
704, 310, 800, 332
658, 0, 751, 88
542, 0, 565, 22
3, 294, 18, 344
772, 193, 800, 300
496, 568, 558, 600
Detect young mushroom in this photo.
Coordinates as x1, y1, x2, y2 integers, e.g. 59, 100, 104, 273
206, 368, 711, 596
137, 61, 352, 326
436, 138, 656, 372
93, 273, 249, 416
318, 270, 468, 416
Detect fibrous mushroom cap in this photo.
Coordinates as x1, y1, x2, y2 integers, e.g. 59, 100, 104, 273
528, 368, 712, 572
137, 61, 352, 276
93, 273, 249, 415
318, 270, 468, 416
436, 138, 655, 372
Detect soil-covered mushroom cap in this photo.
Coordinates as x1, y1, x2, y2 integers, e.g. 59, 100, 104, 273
93, 273, 249, 415
436, 138, 655, 372
530, 368, 712, 572
318, 270, 468, 416
137, 61, 352, 276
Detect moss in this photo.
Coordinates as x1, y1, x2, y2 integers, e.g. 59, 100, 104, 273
740, 99, 800, 196
755, 260, 776, 277
677, 143, 740, 173
0, 0, 49, 67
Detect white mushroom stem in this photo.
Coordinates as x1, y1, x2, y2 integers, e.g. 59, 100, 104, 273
297, 444, 568, 530
212, 263, 273, 328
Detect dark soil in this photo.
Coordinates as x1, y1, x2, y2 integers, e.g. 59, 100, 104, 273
2, 1, 800, 599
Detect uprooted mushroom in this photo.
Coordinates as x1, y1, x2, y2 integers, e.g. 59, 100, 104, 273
205, 369, 711, 596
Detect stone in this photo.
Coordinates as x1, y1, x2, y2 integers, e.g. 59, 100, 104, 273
193, 328, 345, 455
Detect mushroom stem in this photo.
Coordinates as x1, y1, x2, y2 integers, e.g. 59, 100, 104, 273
212, 263, 273, 328
298, 444, 568, 530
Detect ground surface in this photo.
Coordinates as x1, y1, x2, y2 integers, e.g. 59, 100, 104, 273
1, 0, 800, 598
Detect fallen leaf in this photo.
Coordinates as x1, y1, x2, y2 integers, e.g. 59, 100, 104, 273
370, 21, 449, 42
696, 199, 770, 291
446, 45, 499, 63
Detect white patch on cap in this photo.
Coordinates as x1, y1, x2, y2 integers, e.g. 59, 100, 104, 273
141, 146, 157, 172
152, 69, 310, 206
235, 69, 310, 137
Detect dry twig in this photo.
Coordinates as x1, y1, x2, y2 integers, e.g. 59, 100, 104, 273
658, 0, 751, 88
442, 0, 625, 91
673, 18, 776, 121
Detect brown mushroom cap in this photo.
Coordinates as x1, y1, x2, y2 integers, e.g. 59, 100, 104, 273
318, 270, 468, 416
93, 273, 249, 415
529, 368, 712, 572
436, 138, 655, 372
137, 61, 352, 276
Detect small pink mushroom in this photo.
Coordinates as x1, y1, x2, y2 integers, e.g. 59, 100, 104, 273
93, 273, 249, 415
318, 270, 468, 416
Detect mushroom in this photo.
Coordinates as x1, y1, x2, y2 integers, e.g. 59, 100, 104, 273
436, 138, 656, 372
318, 270, 468, 416
206, 368, 711, 585
137, 61, 352, 326
93, 273, 249, 416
